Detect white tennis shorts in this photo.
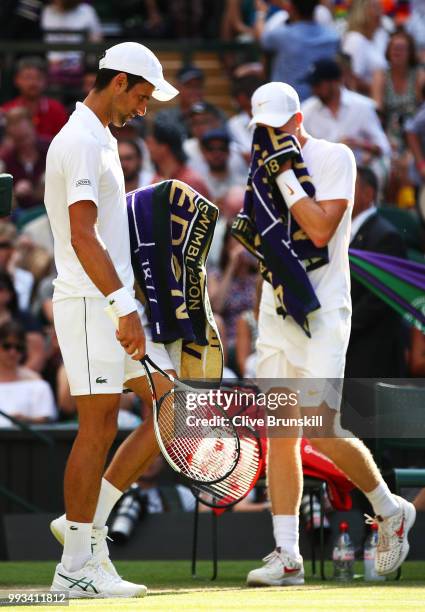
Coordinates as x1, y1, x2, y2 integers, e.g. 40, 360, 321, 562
53, 297, 173, 396
256, 306, 351, 410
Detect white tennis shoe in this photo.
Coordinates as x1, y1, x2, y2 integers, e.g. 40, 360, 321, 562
365, 494, 416, 575
50, 515, 119, 578
51, 558, 147, 599
246, 548, 305, 586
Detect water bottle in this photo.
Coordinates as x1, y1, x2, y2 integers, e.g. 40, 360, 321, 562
364, 523, 385, 581
332, 521, 355, 581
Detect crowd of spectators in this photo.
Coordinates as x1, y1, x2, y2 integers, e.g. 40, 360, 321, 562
0, 0, 424, 431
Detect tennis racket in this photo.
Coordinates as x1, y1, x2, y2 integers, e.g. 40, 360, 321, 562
190, 424, 264, 509
105, 306, 240, 485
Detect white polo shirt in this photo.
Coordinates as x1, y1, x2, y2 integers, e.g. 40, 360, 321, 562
301, 88, 391, 161
261, 136, 356, 315
44, 102, 134, 301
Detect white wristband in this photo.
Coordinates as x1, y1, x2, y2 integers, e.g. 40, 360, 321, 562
276, 169, 308, 209
106, 287, 137, 318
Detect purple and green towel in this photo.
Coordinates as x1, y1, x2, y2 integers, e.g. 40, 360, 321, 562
127, 180, 223, 380
349, 249, 425, 332
232, 127, 328, 337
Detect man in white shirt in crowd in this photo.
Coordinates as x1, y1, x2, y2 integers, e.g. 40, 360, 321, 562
301, 58, 391, 192
44, 42, 178, 598
245, 81, 415, 587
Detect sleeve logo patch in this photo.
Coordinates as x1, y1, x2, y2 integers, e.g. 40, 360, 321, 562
75, 179, 91, 187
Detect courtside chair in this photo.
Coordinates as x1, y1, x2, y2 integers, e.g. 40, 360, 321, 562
191, 476, 328, 581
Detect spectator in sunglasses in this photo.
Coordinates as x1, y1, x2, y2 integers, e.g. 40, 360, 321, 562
199, 128, 248, 204
184, 102, 248, 183
0, 271, 46, 373
0, 320, 56, 427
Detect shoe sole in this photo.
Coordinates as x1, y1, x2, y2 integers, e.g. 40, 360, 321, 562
246, 574, 305, 587
376, 501, 416, 576
51, 587, 147, 599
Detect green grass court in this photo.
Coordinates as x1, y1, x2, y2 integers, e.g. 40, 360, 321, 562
1, 561, 424, 611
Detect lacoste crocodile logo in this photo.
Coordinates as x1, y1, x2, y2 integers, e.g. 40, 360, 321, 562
96, 377, 107, 384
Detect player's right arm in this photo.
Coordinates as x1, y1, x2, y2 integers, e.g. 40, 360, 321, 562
275, 144, 355, 247
63, 137, 145, 359
68, 200, 145, 359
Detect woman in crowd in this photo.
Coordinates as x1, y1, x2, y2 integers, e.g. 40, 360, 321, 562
373, 28, 425, 203
342, 0, 388, 95
0, 271, 46, 373
0, 320, 56, 427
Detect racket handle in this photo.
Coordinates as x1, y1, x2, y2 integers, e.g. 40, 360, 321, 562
104, 304, 119, 328
105, 304, 174, 381
105, 303, 142, 360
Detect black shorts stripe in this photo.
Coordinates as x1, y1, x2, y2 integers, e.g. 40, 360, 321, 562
83, 298, 92, 394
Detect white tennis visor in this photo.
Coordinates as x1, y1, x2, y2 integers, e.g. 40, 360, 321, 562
99, 42, 179, 102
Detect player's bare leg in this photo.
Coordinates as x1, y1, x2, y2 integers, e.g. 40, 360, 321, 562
103, 372, 175, 490
268, 437, 303, 515
310, 436, 381, 492
51, 372, 174, 547
247, 394, 305, 586
65, 393, 121, 522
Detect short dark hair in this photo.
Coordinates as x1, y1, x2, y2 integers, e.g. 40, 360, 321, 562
357, 165, 378, 195
0, 320, 26, 364
0, 320, 26, 345
119, 139, 142, 159
152, 120, 187, 163
93, 68, 148, 92
16, 56, 47, 75
292, 0, 319, 19
232, 75, 264, 99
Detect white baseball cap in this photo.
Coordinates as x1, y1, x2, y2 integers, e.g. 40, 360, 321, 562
249, 82, 301, 128
99, 42, 179, 102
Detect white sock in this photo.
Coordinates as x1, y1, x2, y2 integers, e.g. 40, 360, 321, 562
93, 478, 123, 529
62, 520, 92, 572
365, 481, 399, 519
272, 515, 300, 558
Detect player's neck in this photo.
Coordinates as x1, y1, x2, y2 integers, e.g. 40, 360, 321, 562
83, 91, 111, 127
296, 127, 308, 149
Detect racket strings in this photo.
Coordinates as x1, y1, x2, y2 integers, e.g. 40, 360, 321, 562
157, 390, 239, 482
192, 436, 262, 507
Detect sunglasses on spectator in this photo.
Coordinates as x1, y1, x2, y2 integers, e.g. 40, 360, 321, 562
0, 242, 12, 249
203, 143, 229, 152
1, 342, 25, 353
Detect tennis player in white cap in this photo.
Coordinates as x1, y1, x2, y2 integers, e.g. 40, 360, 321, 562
45, 42, 178, 598
245, 82, 416, 587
